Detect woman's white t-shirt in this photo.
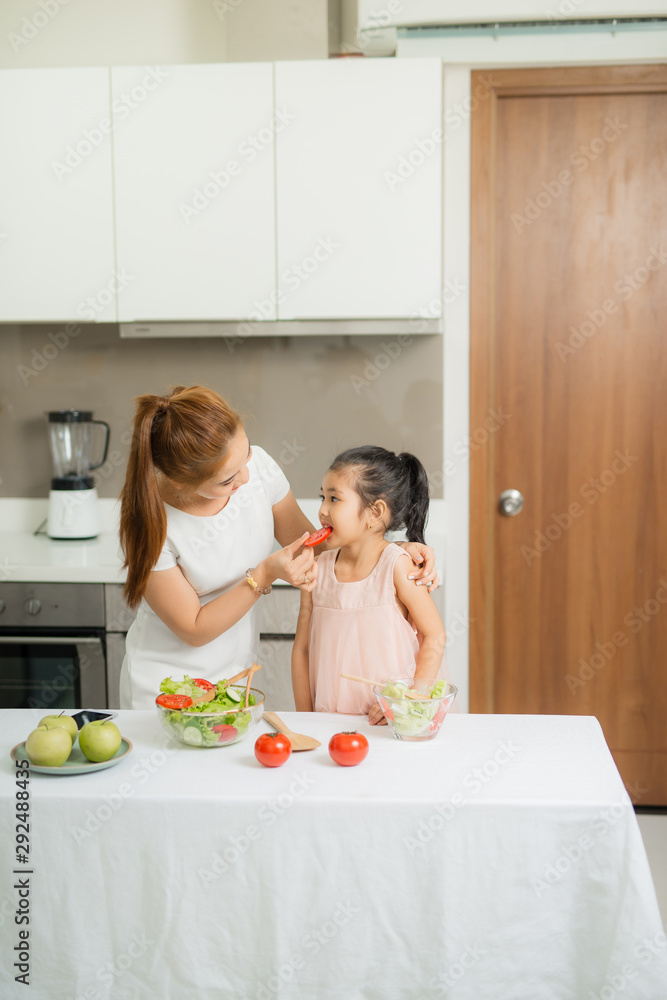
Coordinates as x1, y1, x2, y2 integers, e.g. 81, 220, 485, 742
119, 446, 290, 709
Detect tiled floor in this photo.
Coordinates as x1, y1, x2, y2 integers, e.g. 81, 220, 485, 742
636, 813, 667, 923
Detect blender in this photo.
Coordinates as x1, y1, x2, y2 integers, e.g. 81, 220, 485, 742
46, 410, 111, 539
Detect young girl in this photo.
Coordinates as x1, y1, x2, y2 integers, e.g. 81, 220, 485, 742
291, 446, 448, 725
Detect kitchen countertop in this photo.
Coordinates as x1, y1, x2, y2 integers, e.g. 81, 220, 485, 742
0, 498, 446, 586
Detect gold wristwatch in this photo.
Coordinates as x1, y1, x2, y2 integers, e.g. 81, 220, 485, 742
245, 568, 272, 596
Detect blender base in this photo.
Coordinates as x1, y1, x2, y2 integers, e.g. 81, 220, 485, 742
47, 487, 101, 540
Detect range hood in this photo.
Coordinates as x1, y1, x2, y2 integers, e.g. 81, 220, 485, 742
119, 318, 442, 338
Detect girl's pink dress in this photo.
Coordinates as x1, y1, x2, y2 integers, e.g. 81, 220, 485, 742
309, 542, 440, 714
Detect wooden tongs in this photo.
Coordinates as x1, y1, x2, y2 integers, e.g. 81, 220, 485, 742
340, 672, 432, 701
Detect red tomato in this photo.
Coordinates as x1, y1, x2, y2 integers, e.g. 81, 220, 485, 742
212, 724, 238, 743
193, 678, 215, 692
156, 693, 193, 710
328, 731, 369, 767
254, 733, 292, 767
302, 526, 332, 547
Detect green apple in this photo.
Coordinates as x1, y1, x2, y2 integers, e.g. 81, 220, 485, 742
38, 714, 78, 743
25, 726, 72, 767
78, 720, 122, 762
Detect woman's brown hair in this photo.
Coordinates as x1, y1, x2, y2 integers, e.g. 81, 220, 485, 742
119, 385, 241, 608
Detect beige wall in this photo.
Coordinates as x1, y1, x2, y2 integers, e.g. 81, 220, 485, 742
0, 0, 333, 69
0, 324, 443, 499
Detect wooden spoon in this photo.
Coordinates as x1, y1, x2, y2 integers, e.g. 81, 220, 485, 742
262, 712, 321, 751
340, 672, 432, 701
245, 662, 262, 708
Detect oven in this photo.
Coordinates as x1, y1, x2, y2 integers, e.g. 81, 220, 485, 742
0, 582, 107, 710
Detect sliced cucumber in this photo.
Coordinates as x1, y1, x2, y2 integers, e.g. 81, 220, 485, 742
226, 686, 242, 702
182, 725, 204, 746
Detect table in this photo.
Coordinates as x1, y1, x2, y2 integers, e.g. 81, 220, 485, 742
1, 710, 665, 1000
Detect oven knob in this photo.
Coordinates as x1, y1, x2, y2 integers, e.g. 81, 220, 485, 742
24, 599, 42, 616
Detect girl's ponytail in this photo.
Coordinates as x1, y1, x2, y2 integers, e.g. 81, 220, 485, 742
397, 452, 430, 544
119, 396, 168, 609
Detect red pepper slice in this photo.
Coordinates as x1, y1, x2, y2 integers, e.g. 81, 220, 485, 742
156, 693, 193, 710
303, 526, 332, 547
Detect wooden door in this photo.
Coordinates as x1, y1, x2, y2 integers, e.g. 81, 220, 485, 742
470, 66, 667, 805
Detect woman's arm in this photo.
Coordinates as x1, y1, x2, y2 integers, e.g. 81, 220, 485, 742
291, 589, 313, 711
393, 557, 447, 681
143, 535, 315, 647
272, 490, 316, 546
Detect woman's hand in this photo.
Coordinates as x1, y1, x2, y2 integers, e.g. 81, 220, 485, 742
398, 541, 440, 592
259, 533, 318, 591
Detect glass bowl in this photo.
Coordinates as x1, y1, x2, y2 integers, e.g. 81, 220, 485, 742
156, 687, 265, 747
372, 677, 457, 742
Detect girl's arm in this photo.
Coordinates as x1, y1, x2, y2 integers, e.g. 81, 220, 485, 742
143, 535, 315, 647
395, 541, 440, 592
393, 556, 447, 681
291, 588, 313, 711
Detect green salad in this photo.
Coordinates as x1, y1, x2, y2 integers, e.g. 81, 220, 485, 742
380, 679, 449, 737
157, 675, 257, 747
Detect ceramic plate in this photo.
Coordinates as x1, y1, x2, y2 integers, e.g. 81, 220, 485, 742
10, 738, 132, 775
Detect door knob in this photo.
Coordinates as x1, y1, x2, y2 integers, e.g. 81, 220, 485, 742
498, 489, 524, 516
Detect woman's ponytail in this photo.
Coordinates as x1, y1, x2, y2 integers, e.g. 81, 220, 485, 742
119, 384, 241, 609
119, 396, 167, 609
397, 452, 430, 544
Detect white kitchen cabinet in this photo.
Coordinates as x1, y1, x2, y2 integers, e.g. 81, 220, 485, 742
274, 58, 442, 320
0, 68, 116, 323
112, 63, 276, 322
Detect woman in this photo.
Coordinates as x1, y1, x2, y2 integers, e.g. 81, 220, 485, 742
118, 385, 438, 709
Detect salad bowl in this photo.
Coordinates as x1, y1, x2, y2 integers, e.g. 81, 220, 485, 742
372, 677, 457, 742
156, 676, 266, 747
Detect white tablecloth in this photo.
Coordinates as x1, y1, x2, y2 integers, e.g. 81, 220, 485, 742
1, 710, 665, 1000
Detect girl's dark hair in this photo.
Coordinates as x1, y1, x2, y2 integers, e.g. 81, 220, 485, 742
119, 385, 241, 608
329, 446, 430, 543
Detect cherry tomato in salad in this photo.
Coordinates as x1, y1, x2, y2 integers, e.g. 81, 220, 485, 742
193, 678, 215, 692
254, 732, 292, 767
156, 693, 193, 710
302, 526, 332, 547
329, 731, 369, 767
212, 723, 238, 744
